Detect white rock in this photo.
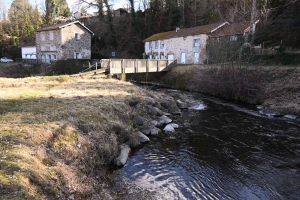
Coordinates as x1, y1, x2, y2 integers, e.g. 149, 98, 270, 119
169, 123, 179, 129
158, 116, 172, 125
163, 124, 175, 132
135, 131, 150, 143
150, 127, 161, 135
115, 144, 130, 167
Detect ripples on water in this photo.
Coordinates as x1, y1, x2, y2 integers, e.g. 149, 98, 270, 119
118, 91, 300, 200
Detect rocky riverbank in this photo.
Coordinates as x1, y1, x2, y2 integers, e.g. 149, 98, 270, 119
161, 65, 300, 119
0, 73, 189, 199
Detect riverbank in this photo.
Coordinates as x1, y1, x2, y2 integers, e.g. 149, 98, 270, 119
160, 64, 300, 117
0, 73, 186, 199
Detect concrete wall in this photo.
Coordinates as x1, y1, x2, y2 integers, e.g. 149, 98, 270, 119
144, 34, 208, 64
36, 23, 92, 61
21, 47, 37, 59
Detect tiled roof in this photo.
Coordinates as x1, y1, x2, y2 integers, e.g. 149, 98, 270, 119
35, 21, 94, 35
143, 22, 228, 42
210, 21, 255, 37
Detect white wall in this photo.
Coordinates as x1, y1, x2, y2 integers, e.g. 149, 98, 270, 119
144, 34, 208, 64
22, 47, 37, 59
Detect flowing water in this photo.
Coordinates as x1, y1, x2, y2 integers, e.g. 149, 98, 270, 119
116, 90, 300, 200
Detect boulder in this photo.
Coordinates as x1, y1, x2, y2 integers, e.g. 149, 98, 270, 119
169, 123, 179, 129
129, 98, 139, 107
176, 99, 188, 109
163, 124, 175, 132
141, 128, 151, 136
135, 131, 150, 143
150, 127, 161, 135
147, 105, 164, 116
133, 115, 144, 126
157, 116, 172, 125
169, 108, 181, 115
115, 144, 130, 167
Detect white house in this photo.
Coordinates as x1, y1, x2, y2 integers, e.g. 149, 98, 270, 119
21, 42, 37, 59
143, 21, 259, 64
143, 22, 229, 64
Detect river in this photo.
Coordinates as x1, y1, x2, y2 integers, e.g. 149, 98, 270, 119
113, 89, 300, 200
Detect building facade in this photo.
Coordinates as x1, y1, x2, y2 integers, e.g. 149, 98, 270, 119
35, 21, 94, 62
143, 21, 257, 64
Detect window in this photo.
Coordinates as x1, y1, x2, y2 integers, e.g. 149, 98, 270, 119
52, 54, 56, 60
194, 39, 200, 47
41, 45, 46, 51
75, 33, 80, 40
74, 52, 82, 59
230, 35, 237, 41
41, 33, 45, 41
50, 45, 56, 51
145, 42, 149, 51
49, 31, 54, 40
160, 40, 164, 49
155, 41, 158, 49
160, 52, 164, 59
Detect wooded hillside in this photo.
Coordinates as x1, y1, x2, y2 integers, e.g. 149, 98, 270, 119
0, 0, 299, 59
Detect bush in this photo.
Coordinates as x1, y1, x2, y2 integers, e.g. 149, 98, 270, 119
206, 37, 244, 64
250, 53, 300, 65
46, 59, 95, 75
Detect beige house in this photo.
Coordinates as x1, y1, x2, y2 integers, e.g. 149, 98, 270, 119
143, 22, 229, 64
143, 21, 257, 64
35, 21, 94, 62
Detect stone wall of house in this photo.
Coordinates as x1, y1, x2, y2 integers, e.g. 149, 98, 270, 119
35, 29, 61, 60
144, 34, 208, 64
61, 24, 92, 59
165, 34, 208, 64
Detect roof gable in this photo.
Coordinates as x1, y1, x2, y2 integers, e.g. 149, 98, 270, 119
143, 22, 228, 42
35, 21, 94, 35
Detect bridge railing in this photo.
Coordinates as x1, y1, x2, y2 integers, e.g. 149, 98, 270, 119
101, 59, 176, 74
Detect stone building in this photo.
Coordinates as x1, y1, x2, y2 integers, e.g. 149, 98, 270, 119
143, 22, 229, 64
35, 21, 94, 62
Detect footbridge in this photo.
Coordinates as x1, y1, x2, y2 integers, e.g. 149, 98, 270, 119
72, 59, 176, 80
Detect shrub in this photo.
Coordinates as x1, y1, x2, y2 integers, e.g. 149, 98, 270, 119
46, 59, 95, 75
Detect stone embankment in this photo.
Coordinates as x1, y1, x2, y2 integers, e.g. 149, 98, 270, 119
115, 93, 187, 167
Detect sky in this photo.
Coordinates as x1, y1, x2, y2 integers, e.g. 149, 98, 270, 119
24, 0, 130, 13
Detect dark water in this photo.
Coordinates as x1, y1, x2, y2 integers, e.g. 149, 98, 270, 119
118, 91, 300, 200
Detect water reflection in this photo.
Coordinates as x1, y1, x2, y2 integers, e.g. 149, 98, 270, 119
119, 91, 300, 200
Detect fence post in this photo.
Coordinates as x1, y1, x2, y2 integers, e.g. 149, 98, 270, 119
146, 59, 149, 73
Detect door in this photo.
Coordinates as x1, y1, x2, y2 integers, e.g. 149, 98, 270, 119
194, 52, 199, 64
181, 52, 186, 64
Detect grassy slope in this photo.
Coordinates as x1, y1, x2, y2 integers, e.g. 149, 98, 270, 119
0, 74, 152, 199
162, 65, 300, 115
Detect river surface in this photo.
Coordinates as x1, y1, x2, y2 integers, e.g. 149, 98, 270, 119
114, 90, 300, 200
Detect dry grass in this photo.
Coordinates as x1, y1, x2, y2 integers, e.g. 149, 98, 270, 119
0, 74, 152, 199
162, 65, 300, 115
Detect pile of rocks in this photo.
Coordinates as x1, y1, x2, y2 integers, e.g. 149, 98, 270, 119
115, 93, 188, 167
